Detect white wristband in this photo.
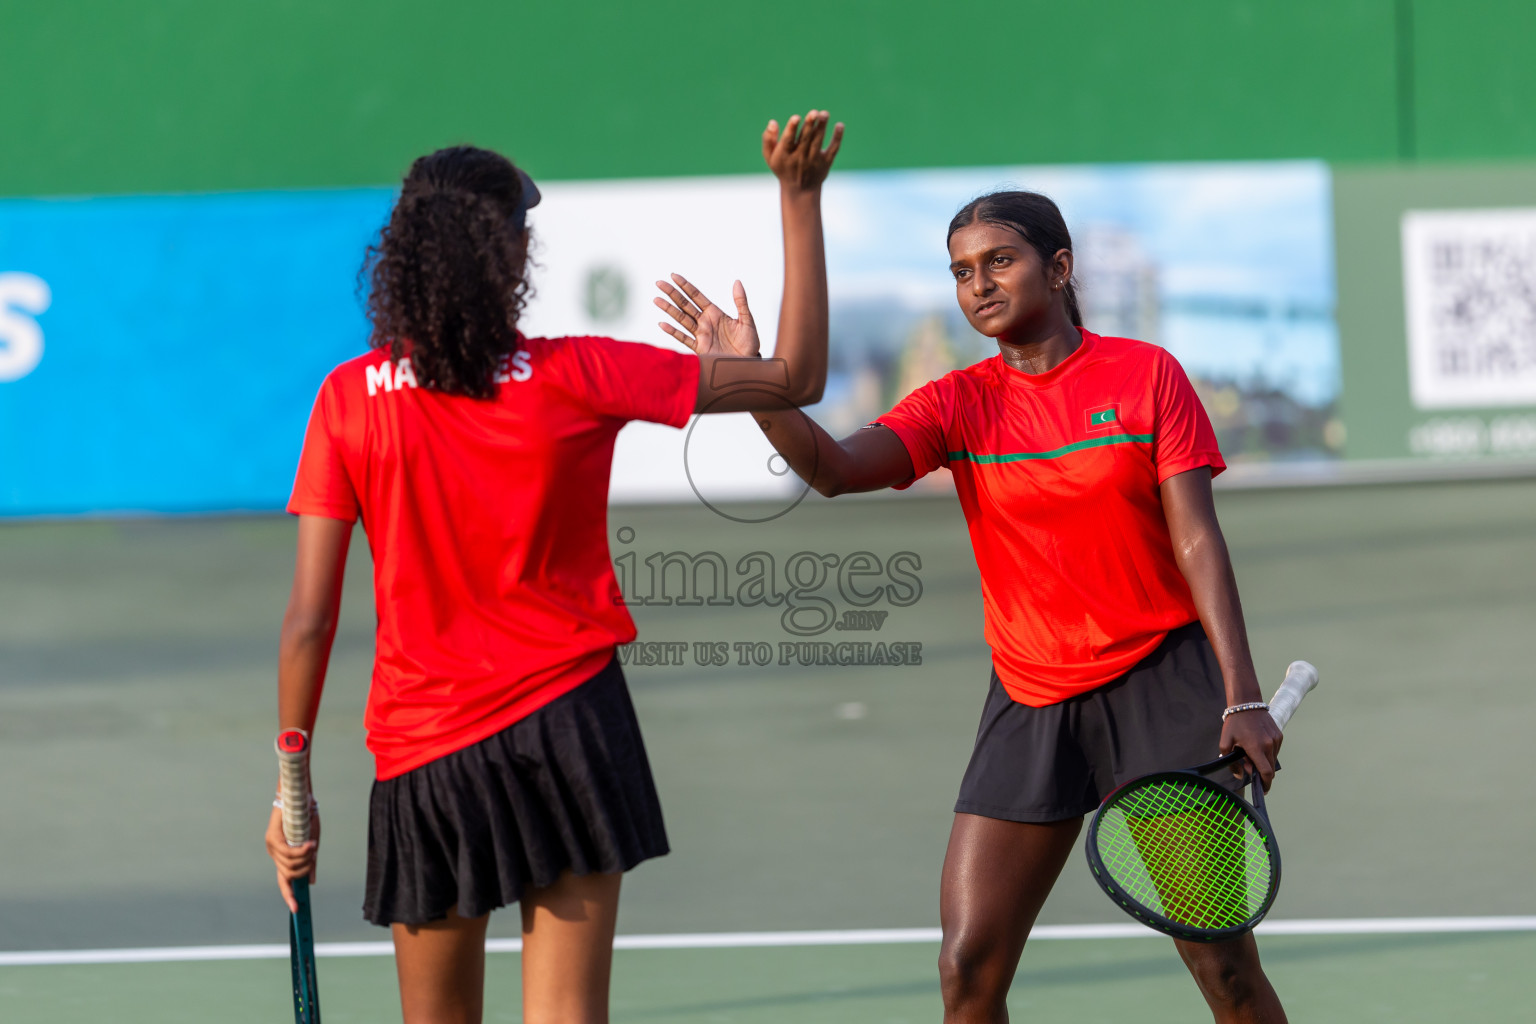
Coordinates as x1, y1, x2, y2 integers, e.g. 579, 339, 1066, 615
1222, 701, 1269, 721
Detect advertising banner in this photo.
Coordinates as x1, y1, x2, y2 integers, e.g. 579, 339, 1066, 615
0, 189, 388, 514
1334, 163, 1536, 462
3, 158, 1531, 516
530, 161, 1340, 507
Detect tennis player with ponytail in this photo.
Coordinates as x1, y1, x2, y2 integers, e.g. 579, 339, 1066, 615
661, 191, 1287, 1023
265, 111, 841, 1023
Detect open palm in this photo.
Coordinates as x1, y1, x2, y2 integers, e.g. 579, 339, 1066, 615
654, 274, 760, 358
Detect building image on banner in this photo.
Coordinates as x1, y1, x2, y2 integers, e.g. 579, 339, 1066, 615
812, 162, 1339, 468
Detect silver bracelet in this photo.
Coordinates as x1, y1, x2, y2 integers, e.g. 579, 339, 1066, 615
1222, 701, 1269, 721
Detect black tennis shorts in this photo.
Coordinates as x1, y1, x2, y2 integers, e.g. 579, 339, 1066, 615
362, 656, 669, 926
955, 621, 1236, 824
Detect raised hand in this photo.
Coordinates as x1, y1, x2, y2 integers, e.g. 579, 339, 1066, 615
654, 274, 761, 358
763, 110, 844, 193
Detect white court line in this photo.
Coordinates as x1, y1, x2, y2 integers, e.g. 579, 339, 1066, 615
2, 917, 1534, 967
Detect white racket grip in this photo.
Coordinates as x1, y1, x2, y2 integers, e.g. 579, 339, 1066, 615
1267, 661, 1318, 732
275, 729, 313, 847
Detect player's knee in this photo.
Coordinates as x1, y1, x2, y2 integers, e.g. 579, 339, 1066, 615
1190, 946, 1264, 1008
938, 934, 1006, 1012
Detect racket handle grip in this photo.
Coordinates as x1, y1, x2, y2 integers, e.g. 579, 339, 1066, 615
1267, 661, 1318, 732
275, 729, 313, 847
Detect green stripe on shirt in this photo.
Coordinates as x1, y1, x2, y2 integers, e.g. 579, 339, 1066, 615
947, 433, 1153, 464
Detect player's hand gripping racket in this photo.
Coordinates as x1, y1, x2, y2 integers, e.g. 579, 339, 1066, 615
1085, 661, 1319, 943
277, 729, 322, 1024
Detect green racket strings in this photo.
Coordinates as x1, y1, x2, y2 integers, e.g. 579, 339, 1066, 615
1095, 776, 1271, 930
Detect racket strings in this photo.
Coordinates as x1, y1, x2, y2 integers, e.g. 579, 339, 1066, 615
1118, 793, 1256, 923
1109, 789, 1261, 926
1094, 776, 1272, 930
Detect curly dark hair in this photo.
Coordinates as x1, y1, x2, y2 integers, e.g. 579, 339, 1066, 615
364, 146, 534, 399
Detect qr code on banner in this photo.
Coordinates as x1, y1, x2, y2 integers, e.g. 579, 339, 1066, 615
1402, 208, 1536, 409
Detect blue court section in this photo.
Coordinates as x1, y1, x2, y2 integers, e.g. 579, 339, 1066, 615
0, 189, 388, 515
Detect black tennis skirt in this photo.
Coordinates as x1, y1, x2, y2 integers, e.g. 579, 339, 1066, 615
955, 621, 1239, 824
362, 656, 669, 926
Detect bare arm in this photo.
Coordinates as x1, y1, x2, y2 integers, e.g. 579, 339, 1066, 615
755, 123, 835, 409
1160, 468, 1283, 790
278, 515, 352, 731
266, 513, 351, 910
756, 416, 915, 497
653, 110, 842, 413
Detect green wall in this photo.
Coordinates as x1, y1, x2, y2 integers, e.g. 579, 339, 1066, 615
1413, 1, 1536, 160
2, 1, 1532, 196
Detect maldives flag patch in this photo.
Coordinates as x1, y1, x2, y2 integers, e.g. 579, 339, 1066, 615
1087, 406, 1119, 428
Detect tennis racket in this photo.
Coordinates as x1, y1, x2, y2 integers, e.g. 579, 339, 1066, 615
277, 729, 322, 1024
1084, 660, 1319, 943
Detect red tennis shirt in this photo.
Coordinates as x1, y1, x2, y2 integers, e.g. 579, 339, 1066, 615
876, 330, 1224, 706
288, 335, 700, 779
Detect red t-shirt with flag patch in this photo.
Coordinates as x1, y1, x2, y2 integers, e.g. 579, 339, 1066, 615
876, 330, 1224, 706
288, 335, 700, 779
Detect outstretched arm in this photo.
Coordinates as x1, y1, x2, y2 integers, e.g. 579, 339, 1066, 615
1160, 469, 1283, 790
755, 417, 915, 497
654, 110, 842, 413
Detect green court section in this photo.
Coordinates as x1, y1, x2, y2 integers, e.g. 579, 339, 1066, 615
2, 933, 1532, 1022
3, 1, 1535, 196
0, 481, 1532, 955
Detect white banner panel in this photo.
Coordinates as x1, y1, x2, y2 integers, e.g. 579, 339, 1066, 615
522, 175, 795, 505
1402, 208, 1536, 409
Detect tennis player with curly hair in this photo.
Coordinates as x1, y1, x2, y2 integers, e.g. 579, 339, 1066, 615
662, 190, 1287, 1024
265, 111, 842, 1024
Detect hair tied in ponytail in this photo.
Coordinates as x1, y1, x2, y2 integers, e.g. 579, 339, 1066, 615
947, 191, 1083, 328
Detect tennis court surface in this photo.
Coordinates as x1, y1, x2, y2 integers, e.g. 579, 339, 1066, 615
4, 931, 1534, 1022
2, 479, 1533, 1020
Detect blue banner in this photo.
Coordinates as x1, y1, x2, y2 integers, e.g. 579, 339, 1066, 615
0, 189, 391, 515
0, 162, 1347, 516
